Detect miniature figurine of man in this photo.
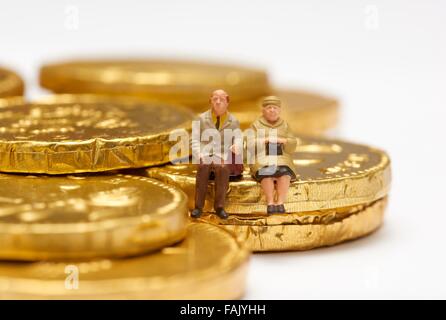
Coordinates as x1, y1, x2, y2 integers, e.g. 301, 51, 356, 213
191, 89, 241, 219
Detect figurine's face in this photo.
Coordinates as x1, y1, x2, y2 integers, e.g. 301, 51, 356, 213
263, 104, 281, 123
211, 92, 229, 116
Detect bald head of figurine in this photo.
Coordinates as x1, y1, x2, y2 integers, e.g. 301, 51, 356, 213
210, 89, 229, 116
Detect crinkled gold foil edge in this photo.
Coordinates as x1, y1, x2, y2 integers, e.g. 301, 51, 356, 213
198, 197, 388, 252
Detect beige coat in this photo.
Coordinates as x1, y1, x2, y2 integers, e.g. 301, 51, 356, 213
248, 116, 297, 177
191, 109, 242, 161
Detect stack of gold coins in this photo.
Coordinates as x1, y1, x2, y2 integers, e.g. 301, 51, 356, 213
0, 95, 250, 299
39, 60, 339, 135
0, 58, 391, 299
0, 66, 25, 107
147, 136, 391, 251
37, 59, 391, 251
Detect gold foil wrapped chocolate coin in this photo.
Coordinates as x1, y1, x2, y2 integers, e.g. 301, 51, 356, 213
146, 136, 391, 251
0, 67, 24, 98
39, 60, 339, 135
147, 136, 391, 213
0, 173, 188, 261
200, 198, 387, 251
0, 223, 249, 299
0, 95, 195, 174
40, 59, 270, 106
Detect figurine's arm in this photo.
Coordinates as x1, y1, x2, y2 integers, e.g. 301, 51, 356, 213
283, 122, 297, 153
190, 117, 204, 161
249, 123, 267, 145
230, 119, 243, 154
246, 123, 261, 162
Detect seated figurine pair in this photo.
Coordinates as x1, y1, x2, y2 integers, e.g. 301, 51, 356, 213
191, 90, 297, 219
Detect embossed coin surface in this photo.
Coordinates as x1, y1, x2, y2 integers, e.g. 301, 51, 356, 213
147, 136, 391, 213
0, 67, 24, 98
0, 173, 188, 261
0, 95, 195, 174
0, 223, 249, 299
40, 59, 270, 106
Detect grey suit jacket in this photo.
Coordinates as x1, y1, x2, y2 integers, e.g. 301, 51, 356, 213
191, 109, 242, 162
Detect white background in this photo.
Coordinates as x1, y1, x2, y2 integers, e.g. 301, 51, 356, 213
1, 0, 445, 299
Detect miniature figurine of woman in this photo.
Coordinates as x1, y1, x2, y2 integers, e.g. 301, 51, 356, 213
249, 96, 297, 214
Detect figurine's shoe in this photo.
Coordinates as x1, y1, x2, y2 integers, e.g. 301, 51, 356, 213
215, 208, 229, 219
276, 204, 286, 213
190, 208, 203, 218
267, 205, 276, 214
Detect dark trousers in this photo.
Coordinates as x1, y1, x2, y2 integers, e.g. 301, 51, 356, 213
195, 162, 230, 211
